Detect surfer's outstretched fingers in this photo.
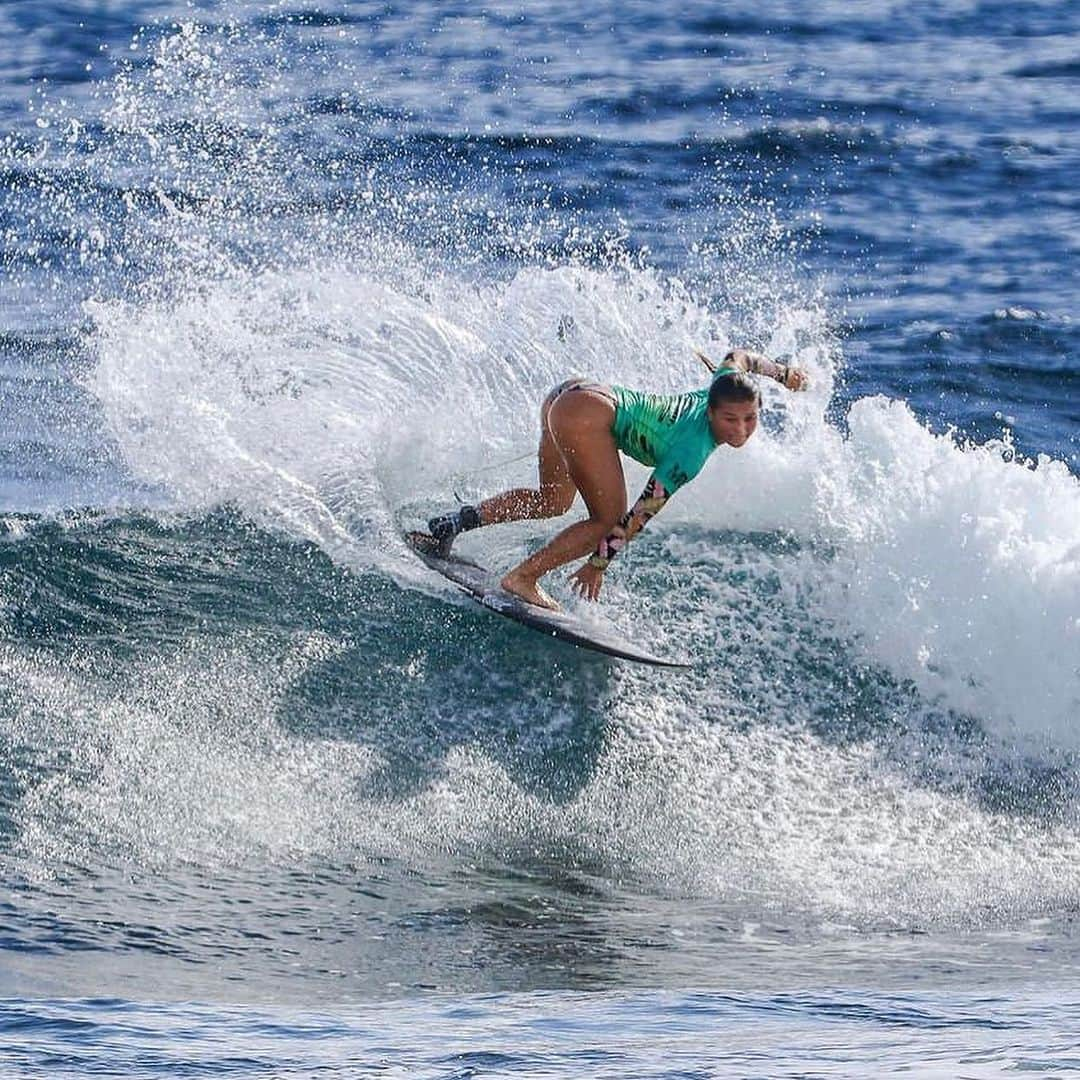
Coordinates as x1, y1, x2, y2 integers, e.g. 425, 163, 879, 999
571, 562, 604, 601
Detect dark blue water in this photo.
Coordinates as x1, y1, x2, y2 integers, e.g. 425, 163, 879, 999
1, 2, 1078, 1076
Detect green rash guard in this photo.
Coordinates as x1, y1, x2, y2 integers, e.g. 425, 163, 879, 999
610, 384, 718, 494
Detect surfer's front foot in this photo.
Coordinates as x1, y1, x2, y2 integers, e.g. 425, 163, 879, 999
500, 571, 560, 611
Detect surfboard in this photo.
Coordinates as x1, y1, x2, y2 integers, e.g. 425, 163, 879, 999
405, 532, 689, 668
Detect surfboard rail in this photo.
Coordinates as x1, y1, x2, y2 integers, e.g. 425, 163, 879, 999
405, 532, 689, 668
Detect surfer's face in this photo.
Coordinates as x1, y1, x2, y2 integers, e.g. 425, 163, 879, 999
708, 400, 759, 447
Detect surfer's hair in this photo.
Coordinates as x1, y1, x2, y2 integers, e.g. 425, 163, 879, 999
707, 370, 761, 409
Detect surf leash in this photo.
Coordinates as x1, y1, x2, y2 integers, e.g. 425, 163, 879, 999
694, 349, 717, 374
449, 449, 536, 505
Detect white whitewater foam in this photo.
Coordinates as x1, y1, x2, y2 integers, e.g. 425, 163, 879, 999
5, 628, 1078, 927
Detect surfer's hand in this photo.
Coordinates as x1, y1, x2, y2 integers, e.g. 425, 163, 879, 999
726, 349, 808, 391
784, 366, 808, 391
571, 561, 604, 601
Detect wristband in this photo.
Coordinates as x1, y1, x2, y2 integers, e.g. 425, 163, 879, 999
587, 554, 610, 571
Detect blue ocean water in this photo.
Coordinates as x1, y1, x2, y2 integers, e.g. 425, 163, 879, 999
1, 1, 1078, 1076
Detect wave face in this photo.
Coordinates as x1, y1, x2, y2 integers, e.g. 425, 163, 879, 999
0, 0, 1078, 1024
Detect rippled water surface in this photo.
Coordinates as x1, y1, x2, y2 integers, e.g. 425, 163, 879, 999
1, 1, 1078, 1076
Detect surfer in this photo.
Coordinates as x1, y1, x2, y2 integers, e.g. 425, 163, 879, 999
417, 349, 808, 610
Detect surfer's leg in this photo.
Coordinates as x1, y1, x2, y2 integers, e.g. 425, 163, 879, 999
474, 389, 579, 525
427, 382, 587, 554
501, 391, 624, 609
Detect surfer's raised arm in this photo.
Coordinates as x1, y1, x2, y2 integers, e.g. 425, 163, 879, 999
699, 348, 809, 392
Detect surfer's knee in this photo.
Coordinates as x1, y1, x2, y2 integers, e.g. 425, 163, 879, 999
588, 513, 621, 534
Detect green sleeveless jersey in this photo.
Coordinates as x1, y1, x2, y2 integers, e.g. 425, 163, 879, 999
610, 385, 718, 494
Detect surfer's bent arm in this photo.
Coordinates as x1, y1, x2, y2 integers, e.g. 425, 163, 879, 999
726, 348, 807, 391
587, 474, 670, 571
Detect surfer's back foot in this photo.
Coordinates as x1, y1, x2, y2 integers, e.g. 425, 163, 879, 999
406, 530, 453, 559
425, 505, 483, 558
500, 570, 560, 611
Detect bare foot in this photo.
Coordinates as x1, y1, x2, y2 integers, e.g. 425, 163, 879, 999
500, 570, 560, 611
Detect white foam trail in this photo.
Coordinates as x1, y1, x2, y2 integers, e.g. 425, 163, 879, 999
85, 262, 753, 548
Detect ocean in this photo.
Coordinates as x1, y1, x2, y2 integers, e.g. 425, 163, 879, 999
1, 1, 1078, 1076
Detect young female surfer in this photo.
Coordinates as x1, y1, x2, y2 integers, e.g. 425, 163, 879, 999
416, 349, 808, 610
